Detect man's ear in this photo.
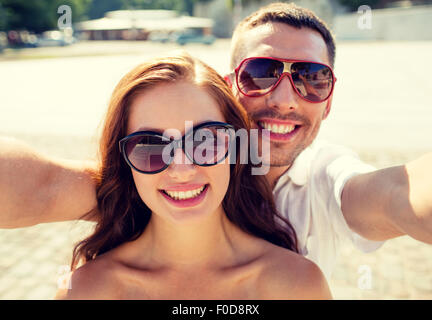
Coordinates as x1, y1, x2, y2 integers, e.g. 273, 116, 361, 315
323, 95, 333, 120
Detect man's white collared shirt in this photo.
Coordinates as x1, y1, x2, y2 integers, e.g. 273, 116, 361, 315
273, 140, 385, 280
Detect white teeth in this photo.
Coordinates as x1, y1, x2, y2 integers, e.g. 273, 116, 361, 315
164, 186, 205, 200
259, 121, 296, 134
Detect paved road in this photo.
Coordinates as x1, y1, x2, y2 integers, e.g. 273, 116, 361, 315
0, 40, 431, 299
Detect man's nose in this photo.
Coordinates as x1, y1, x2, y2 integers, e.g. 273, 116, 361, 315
266, 74, 300, 111
166, 147, 196, 180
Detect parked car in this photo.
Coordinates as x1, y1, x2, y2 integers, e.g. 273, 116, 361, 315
148, 31, 171, 43
172, 30, 215, 45
36, 30, 75, 47
6, 30, 38, 48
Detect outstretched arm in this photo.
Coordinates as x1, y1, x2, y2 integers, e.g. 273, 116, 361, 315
0, 136, 98, 228
342, 153, 432, 244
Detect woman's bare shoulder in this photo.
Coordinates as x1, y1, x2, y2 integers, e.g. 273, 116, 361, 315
257, 244, 332, 300
55, 258, 120, 300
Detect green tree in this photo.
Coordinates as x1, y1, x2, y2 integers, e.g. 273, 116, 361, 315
0, 0, 218, 32
0, 0, 90, 33
87, 0, 125, 19
128, 0, 191, 15
0, 3, 8, 31
225, 0, 259, 11
337, 0, 380, 11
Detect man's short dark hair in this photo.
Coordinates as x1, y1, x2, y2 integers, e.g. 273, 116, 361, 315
230, 2, 336, 69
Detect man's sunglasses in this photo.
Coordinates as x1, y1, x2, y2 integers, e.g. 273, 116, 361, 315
119, 121, 235, 174
230, 57, 336, 103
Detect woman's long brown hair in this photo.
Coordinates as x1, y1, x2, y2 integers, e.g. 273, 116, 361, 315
71, 53, 298, 270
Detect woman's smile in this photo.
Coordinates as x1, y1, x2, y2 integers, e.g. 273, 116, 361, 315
159, 184, 209, 208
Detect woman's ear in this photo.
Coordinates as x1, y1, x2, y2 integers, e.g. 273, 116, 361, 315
223, 74, 233, 88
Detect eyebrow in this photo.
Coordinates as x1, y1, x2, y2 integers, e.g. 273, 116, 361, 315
132, 120, 221, 135
133, 126, 163, 134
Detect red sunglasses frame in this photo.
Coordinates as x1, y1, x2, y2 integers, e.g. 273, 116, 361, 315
227, 57, 337, 103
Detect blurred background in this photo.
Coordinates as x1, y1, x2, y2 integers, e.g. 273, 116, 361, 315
0, 0, 431, 300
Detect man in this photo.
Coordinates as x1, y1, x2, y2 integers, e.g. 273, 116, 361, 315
222, 3, 431, 278
1, 3, 431, 280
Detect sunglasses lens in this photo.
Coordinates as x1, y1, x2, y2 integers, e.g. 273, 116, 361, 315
238, 58, 334, 102
124, 134, 171, 173
238, 58, 284, 96
187, 125, 233, 165
291, 62, 333, 102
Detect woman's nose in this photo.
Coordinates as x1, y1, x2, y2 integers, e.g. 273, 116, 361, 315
166, 147, 196, 180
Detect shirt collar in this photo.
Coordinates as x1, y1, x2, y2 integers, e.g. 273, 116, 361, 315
275, 142, 315, 188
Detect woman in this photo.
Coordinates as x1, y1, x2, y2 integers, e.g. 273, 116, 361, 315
56, 53, 331, 299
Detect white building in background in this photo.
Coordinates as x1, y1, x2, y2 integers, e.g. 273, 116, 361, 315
74, 10, 214, 40
333, 4, 432, 41
194, 0, 432, 41
194, 0, 342, 38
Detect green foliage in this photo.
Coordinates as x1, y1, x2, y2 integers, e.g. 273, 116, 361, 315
87, 0, 124, 19
0, 0, 91, 32
337, 0, 381, 11
128, 0, 187, 14
225, 0, 261, 11
0, 0, 212, 32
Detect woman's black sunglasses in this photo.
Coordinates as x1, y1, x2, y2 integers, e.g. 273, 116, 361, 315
119, 121, 235, 174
